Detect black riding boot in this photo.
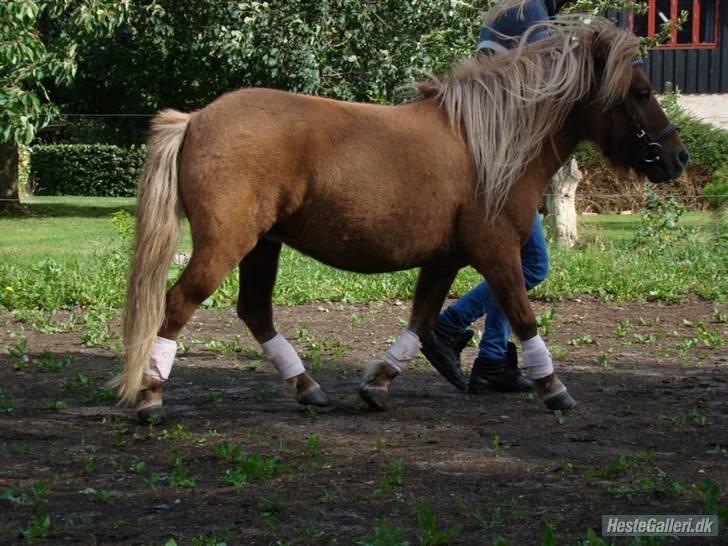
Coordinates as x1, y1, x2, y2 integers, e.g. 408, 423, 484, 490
468, 342, 534, 394
421, 320, 474, 391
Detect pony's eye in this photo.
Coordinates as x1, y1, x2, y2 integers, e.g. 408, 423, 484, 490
634, 89, 651, 102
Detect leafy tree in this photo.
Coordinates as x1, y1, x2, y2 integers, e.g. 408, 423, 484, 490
54, 0, 481, 144
0, 0, 126, 211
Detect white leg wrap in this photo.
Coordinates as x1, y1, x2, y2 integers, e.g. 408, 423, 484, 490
521, 335, 554, 380
148, 336, 177, 382
383, 330, 421, 373
262, 334, 306, 381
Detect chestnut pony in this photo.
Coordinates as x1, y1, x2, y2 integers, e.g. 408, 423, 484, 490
112, 18, 687, 422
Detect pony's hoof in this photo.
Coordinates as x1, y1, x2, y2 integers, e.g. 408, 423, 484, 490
359, 385, 388, 411
544, 390, 577, 411
136, 403, 165, 424
534, 373, 576, 411
297, 385, 330, 407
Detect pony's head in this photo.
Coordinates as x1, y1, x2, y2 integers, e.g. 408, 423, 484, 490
417, 16, 688, 220
585, 28, 688, 182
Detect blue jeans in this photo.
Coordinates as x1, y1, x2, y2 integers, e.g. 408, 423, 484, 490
440, 214, 549, 360
477, 0, 552, 52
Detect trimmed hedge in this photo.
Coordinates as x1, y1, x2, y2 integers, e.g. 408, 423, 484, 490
30, 144, 145, 197
28, 93, 728, 198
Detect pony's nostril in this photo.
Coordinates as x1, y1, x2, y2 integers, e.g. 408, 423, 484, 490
678, 148, 689, 168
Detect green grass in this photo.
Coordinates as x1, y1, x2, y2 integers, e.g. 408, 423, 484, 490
579, 212, 716, 242
0, 196, 725, 311
0, 196, 136, 263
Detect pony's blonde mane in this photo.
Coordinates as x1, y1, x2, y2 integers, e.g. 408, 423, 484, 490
417, 15, 639, 220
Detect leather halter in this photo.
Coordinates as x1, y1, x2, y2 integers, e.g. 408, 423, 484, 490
623, 58, 679, 164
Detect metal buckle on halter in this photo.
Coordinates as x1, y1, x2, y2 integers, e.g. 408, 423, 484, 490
636, 128, 646, 140
640, 142, 663, 164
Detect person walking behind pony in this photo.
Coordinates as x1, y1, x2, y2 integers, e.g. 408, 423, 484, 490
421, 0, 576, 408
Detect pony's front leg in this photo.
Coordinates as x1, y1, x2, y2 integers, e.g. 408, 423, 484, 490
359, 267, 457, 410
474, 249, 577, 411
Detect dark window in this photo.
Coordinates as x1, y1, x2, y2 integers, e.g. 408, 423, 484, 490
700, 0, 716, 43
630, 0, 720, 48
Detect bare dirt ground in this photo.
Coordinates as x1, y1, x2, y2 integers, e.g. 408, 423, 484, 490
0, 299, 726, 545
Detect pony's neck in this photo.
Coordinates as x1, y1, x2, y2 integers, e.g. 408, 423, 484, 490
536, 108, 586, 192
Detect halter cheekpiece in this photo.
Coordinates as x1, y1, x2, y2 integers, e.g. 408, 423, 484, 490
623, 57, 679, 164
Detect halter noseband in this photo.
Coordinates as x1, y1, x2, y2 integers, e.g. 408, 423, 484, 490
622, 58, 679, 164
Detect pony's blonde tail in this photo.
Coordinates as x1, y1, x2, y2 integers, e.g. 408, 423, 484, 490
111, 109, 190, 405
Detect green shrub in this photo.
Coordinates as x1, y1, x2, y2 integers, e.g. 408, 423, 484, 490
660, 92, 728, 173
704, 165, 728, 210
30, 145, 145, 197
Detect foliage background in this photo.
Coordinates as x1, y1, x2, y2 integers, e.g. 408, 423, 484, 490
51, 0, 482, 144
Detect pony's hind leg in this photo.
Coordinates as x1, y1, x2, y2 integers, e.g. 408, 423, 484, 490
359, 266, 458, 410
136, 245, 249, 423
237, 239, 328, 406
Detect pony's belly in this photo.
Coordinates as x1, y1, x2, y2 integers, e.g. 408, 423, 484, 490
265, 227, 458, 274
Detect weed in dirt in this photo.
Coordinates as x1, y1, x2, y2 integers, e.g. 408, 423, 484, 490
595, 353, 612, 369
555, 458, 574, 473
615, 319, 631, 338
21, 514, 52, 543
157, 423, 189, 440
695, 322, 724, 348
0, 388, 15, 413
16, 483, 52, 543
569, 334, 595, 346
204, 335, 241, 355
208, 390, 223, 409
379, 459, 405, 493
553, 410, 566, 425
536, 307, 557, 337
79, 308, 117, 347
489, 433, 503, 457
304, 405, 319, 418
432, 414, 448, 425
633, 332, 657, 344
415, 501, 463, 545
355, 520, 408, 546
608, 469, 684, 499
713, 308, 728, 323
62, 371, 90, 393
706, 445, 727, 457
304, 434, 321, 458
96, 489, 111, 504
350, 313, 362, 327
144, 473, 160, 491
541, 520, 557, 546
259, 497, 286, 535
216, 441, 243, 464
129, 459, 146, 473
169, 454, 196, 489
83, 448, 97, 474
221, 452, 278, 487
12, 309, 77, 334
8, 338, 30, 370
2, 488, 29, 506
295, 326, 349, 370
375, 437, 387, 450
505, 496, 530, 521
191, 529, 233, 546
690, 406, 711, 427
550, 344, 568, 359
696, 478, 728, 525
